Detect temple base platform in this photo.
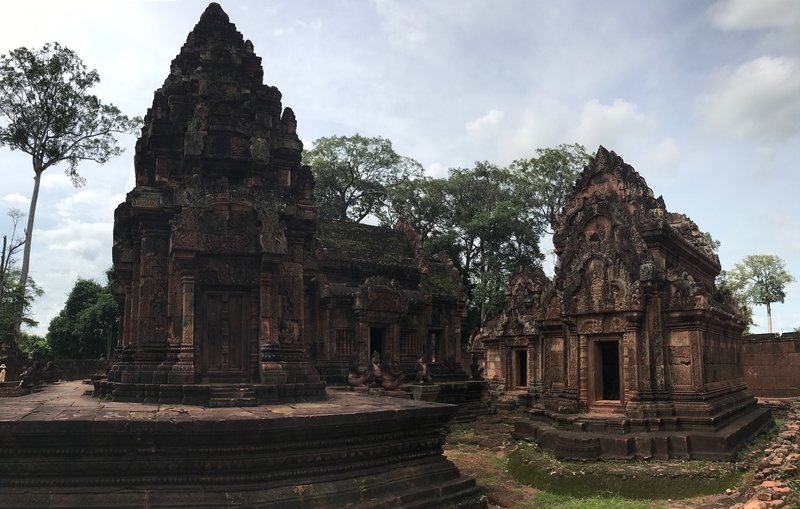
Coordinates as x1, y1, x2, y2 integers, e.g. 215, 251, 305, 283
0, 382, 486, 508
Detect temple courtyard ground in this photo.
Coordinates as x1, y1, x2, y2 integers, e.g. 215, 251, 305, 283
1, 381, 797, 508
445, 402, 800, 509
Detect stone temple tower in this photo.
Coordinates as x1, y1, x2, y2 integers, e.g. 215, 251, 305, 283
105, 3, 322, 403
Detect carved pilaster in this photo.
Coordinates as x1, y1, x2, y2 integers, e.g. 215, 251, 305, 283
168, 273, 196, 384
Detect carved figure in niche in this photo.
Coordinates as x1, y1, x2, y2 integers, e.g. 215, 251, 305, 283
416, 354, 432, 384
629, 284, 643, 310
151, 287, 166, 331
611, 283, 623, 310
590, 273, 605, 310
470, 354, 485, 380
279, 289, 293, 335
694, 288, 710, 310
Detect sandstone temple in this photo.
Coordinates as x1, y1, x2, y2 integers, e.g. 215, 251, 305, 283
0, 5, 485, 508
99, 3, 466, 404
473, 147, 771, 460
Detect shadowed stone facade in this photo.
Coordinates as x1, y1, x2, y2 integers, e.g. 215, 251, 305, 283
100, 4, 466, 404
311, 218, 467, 383
474, 147, 771, 460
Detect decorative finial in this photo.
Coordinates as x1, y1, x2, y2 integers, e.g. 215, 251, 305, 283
199, 2, 230, 24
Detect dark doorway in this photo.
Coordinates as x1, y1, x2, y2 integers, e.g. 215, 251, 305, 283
369, 327, 385, 360
515, 350, 528, 388
427, 329, 444, 363
202, 291, 249, 381
599, 340, 620, 400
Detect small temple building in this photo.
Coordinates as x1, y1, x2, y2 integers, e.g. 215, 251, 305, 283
473, 147, 771, 460
19, 5, 485, 508
311, 218, 466, 382
100, 2, 467, 405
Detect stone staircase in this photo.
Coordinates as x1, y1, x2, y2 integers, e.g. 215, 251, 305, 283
208, 384, 257, 407
492, 389, 531, 411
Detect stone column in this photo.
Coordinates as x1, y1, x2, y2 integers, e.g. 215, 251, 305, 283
131, 227, 170, 383
578, 334, 589, 405
259, 272, 287, 384
168, 273, 196, 384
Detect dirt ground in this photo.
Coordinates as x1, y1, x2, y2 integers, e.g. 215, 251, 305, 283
443, 411, 755, 509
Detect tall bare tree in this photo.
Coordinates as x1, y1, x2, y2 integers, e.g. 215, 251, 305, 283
0, 42, 138, 337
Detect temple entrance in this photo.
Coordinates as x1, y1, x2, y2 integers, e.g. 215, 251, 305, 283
428, 329, 444, 363
202, 291, 249, 381
590, 337, 622, 409
513, 349, 528, 388
369, 327, 385, 359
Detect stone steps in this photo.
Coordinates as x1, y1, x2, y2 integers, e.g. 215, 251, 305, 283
207, 384, 257, 407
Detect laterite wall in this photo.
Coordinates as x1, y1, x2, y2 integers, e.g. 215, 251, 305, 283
742, 332, 800, 398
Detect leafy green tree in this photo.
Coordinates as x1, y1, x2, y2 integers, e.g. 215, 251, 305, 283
17, 331, 49, 358
376, 176, 452, 244
0, 42, 138, 338
0, 209, 26, 321
377, 144, 588, 322
47, 275, 119, 359
721, 255, 795, 334
509, 143, 589, 233
303, 134, 423, 222
0, 270, 43, 356
445, 162, 544, 319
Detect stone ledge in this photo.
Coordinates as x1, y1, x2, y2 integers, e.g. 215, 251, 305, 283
0, 382, 486, 508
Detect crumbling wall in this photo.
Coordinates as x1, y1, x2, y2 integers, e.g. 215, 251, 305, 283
742, 332, 800, 397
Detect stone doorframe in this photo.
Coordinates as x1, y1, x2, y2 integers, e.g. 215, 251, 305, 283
587, 335, 625, 413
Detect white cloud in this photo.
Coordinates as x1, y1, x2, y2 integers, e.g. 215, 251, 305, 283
54, 189, 124, 221
641, 138, 681, 175
710, 0, 800, 30
700, 56, 800, 141
568, 98, 655, 151
371, 0, 432, 50
465, 109, 505, 138
41, 172, 74, 189
502, 100, 572, 161
426, 162, 448, 178
1, 193, 29, 206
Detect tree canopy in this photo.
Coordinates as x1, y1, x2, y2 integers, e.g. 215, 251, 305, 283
47, 273, 119, 359
378, 143, 589, 321
0, 42, 138, 341
509, 143, 589, 233
720, 254, 794, 334
303, 134, 424, 222
0, 209, 40, 358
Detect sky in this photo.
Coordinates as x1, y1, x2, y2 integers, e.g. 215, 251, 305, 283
1, 0, 799, 337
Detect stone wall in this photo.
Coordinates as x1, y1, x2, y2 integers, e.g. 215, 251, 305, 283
742, 332, 800, 398
53, 359, 109, 381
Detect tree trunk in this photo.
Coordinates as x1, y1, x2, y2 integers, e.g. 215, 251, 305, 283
13, 169, 42, 336
766, 301, 773, 334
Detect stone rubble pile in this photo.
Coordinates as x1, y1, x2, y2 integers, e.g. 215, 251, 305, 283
733, 401, 800, 509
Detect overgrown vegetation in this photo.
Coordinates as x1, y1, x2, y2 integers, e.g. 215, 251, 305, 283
446, 413, 785, 509
46, 270, 118, 359
507, 442, 742, 500
530, 491, 660, 509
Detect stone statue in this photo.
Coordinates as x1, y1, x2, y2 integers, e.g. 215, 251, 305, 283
346, 364, 368, 388
469, 354, 484, 380
368, 351, 382, 385
415, 355, 432, 384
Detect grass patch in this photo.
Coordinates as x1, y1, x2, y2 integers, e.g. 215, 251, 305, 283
507, 442, 742, 500
531, 491, 662, 509
508, 415, 783, 501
